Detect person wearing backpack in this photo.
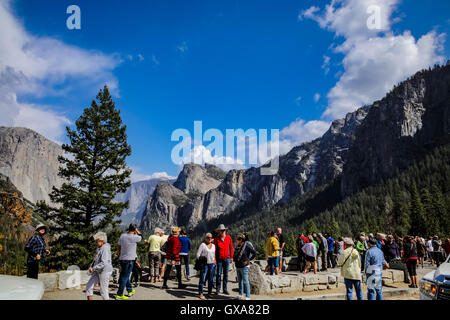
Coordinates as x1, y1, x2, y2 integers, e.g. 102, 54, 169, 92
338, 237, 363, 300
196, 233, 216, 299
233, 233, 256, 300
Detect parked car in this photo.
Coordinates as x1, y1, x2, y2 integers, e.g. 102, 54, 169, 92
0, 275, 44, 300
419, 255, 450, 300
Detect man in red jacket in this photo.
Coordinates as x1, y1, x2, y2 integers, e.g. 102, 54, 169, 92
214, 224, 233, 295
162, 226, 186, 290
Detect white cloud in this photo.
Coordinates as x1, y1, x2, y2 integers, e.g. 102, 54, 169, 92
0, 0, 121, 142
299, 0, 446, 120
151, 55, 160, 66
129, 167, 176, 183
321, 55, 331, 74
314, 93, 321, 102
295, 96, 302, 106
177, 41, 189, 53
181, 145, 246, 172
280, 119, 331, 146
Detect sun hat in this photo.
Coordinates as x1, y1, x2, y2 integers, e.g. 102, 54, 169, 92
343, 237, 354, 246
35, 224, 49, 233
215, 224, 227, 231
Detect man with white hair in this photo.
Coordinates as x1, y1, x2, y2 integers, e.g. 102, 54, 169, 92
146, 228, 163, 283
86, 231, 113, 300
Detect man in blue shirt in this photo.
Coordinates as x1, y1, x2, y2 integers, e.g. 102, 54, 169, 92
364, 239, 389, 300
326, 234, 335, 268
179, 228, 192, 281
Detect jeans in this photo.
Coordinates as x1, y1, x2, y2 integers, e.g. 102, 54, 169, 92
180, 255, 190, 277
367, 275, 383, 300
117, 260, 134, 296
267, 256, 279, 275
216, 259, 230, 292
164, 263, 182, 286
199, 263, 215, 295
237, 267, 250, 298
344, 278, 363, 300
327, 251, 335, 268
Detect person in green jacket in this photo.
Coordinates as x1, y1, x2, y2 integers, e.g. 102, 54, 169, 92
356, 236, 366, 270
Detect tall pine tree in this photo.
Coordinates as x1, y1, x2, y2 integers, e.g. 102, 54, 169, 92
39, 86, 132, 270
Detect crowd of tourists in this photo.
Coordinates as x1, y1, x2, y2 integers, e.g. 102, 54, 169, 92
24, 222, 449, 301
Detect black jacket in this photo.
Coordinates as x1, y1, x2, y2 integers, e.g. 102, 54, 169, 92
233, 242, 256, 268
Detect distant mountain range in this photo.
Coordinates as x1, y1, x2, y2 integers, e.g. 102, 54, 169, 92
140, 63, 450, 233
1, 63, 449, 235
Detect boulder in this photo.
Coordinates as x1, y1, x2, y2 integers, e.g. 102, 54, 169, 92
57, 269, 90, 290
328, 275, 337, 284
303, 285, 319, 292
318, 285, 327, 290
392, 270, 404, 283
248, 263, 271, 295
253, 260, 268, 271
38, 273, 58, 291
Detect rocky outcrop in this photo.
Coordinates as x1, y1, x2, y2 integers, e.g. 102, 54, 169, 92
114, 178, 175, 226
341, 64, 450, 196
140, 106, 370, 232
0, 127, 63, 204
140, 164, 226, 232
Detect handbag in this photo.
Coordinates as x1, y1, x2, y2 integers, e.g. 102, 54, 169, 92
194, 256, 207, 271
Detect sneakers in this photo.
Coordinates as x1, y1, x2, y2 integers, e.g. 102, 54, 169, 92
127, 289, 136, 297
115, 295, 129, 300
199, 294, 206, 300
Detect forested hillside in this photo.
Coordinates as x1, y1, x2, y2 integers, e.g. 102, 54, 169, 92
189, 143, 450, 260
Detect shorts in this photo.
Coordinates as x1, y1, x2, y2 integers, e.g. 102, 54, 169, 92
161, 254, 166, 264
305, 255, 315, 263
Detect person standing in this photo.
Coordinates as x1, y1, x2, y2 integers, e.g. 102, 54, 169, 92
276, 228, 285, 273
266, 231, 280, 276
365, 238, 389, 300
146, 228, 162, 283
158, 230, 169, 282
432, 236, 443, 267
383, 235, 400, 263
403, 236, 418, 288
338, 238, 363, 300
317, 233, 328, 271
326, 234, 335, 269
116, 224, 142, 300
179, 228, 192, 281
25, 224, 50, 279
415, 236, 426, 269
356, 236, 366, 271
234, 234, 256, 300
302, 236, 317, 274
336, 237, 344, 262
296, 233, 306, 272
214, 224, 233, 295
197, 233, 216, 299
425, 236, 434, 265
162, 227, 185, 289
86, 232, 112, 300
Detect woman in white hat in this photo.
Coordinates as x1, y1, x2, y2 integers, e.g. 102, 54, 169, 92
25, 224, 50, 279
85, 231, 113, 300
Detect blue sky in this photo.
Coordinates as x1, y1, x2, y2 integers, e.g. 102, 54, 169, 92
1, 0, 449, 181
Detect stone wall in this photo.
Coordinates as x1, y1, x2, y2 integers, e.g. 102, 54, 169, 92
249, 257, 406, 295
